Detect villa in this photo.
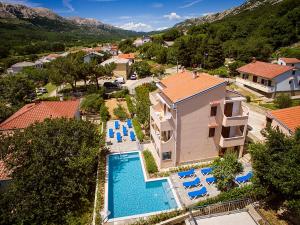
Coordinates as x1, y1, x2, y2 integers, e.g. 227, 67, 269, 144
101, 57, 130, 81
0, 100, 80, 134
266, 105, 300, 136
149, 71, 249, 169
7, 61, 37, 74
118, 53, 135, 64
236, 58, 300, 98
278, 57, 300, 68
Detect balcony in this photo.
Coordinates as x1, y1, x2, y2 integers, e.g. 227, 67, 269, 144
150, 105, 173, 131
219, 127, 246, 148
222, 106, 249, 127
150, 125, 175, 154
236, 77, 274, 93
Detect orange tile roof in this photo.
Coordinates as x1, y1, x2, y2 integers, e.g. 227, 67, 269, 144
0, 100, 80, 131
0, 160, 11, 181
118, 53, 135, 59
269, 106, 300, 133
237, 61, 294, 79
280, 58, 300, 64
159, 71, 225, 103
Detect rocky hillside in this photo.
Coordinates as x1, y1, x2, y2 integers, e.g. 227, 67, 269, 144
175, 0, 284, 28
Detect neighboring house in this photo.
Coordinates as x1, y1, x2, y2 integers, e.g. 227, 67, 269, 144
150, 71, 249, 169
236, 60, 300, 98
101, 57, 130, 81
7, 61, 36, 74
133, 36, 152, 47
266, 106, 300, 136
163, 41, 174, 48
118, 53, 135, 65
0, 160, 11, 191
278, 57, 300, 69
34, 53, 64, 68
0, 100, 80, 134
84, 51, 104, 63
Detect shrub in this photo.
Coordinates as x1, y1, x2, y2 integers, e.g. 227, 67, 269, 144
246, 95, 251, 103
113, 104, 128, 121
111, 89, 129, 99
100, 105, 110, 122
143, 150, 158, 174
125, 95, 135, 116
274, 94, 292, 109
132, 118, 144, 141
81, 94, 103, 113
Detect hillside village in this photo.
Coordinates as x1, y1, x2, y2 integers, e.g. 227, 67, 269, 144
0, 0, 300, 225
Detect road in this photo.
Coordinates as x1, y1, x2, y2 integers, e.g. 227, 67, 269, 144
123, 77, 156, 94
245, 103, 266, 142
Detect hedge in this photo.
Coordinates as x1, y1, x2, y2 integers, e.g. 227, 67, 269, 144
125, 95, 135, 116
132, 118, 144, 141
131, 210, 183, 225
143, 150, 158, 174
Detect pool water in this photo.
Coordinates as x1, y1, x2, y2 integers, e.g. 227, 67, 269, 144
108, 152, 178, 219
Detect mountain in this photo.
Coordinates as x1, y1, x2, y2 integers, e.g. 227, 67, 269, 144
175, 0, 284, 28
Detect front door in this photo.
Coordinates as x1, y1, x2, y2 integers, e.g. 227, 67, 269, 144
224, 102, 233, 117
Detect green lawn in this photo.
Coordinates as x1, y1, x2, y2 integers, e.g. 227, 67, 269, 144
260, 99, 300, 110
41, 83, 57, 98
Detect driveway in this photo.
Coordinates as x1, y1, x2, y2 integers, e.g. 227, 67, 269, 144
123, 77, 156, 94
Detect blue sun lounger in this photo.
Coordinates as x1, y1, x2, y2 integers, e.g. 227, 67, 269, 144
114, 120, 120, 129
235, 171, 253, 184
188, 186, 208, 200
201, 167, 213, 175
178, 168, 195, 179
127, 119, 132, 128
122, 125, 128, 136
116, 132, 122, 142
109, 128, 114, 138
206, 176, 216, 184
130, 131, 136, 141
183, 177, 201, 189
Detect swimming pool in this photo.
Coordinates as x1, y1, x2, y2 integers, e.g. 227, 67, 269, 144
107, 152, 179, 220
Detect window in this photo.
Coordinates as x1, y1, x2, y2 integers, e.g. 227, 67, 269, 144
209, 128, 215, 137
268, 80, 272, 87
210, 106, 217, 116
162, 152, 172, 160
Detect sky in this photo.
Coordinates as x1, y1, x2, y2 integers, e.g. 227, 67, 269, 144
2, 0, 246, 31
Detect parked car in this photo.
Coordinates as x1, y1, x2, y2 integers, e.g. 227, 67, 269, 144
104, 82, 120, 90
130, 74, 137, 80
114, 77, 125, 84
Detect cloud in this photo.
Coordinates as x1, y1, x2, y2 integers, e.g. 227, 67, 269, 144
201, 12, 214, 16
163, 12, 181, 20
1, 0, 41, 7
118, 16, 132, 20
118, 22, 152, 32
62, 0, 74, 12
180, 0, 203, 9
156, 27, 169, 31
151, 2, 163, 8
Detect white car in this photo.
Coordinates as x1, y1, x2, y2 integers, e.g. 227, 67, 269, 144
114, 77, 125, 84
130, 74, 137, 80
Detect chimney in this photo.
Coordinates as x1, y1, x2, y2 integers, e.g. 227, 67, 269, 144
192, 70, 198, 79
252, 57, 257, 63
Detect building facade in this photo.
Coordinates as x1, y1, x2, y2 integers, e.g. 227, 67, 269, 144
150, 71, 249, 169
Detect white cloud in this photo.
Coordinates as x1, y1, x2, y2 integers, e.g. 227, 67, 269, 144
201, 12, 214, 16
163, 12, 181, 20
152, 2, 163, 8
156, 27, 169, 31
1, 0, 41, 7
180, 0, 203, 9
62, 0, 74, 12
118, 16, 132, 20
118, 22, 152, 32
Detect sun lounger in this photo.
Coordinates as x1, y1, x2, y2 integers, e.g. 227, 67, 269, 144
130, 131, 136, 141
178, 168, 195, 179
127, 119, 132, 128
183, 177, 201, 189
109, 128, 114, 138
122, 125, 128, 136
235, 171, 253, 184
206, 176, 216, 184
188, 187, 208, 200
116, 132, 122, 142
114, 121, 120, 129
201, 167, 213, 175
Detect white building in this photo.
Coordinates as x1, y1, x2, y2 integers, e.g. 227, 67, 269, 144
7, 61, 36, 74
278, 57, 300, 69
83, 52, 104, 63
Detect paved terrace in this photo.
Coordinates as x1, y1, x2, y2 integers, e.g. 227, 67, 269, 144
106, 120, 138, 153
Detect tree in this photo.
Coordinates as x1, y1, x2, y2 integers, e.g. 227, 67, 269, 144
151, 65, 165, 77
132, 61, 152, 78
0, 102, 14, 123
249, 127, 300, 215
228, 61, 246, 77
113, 104, 128, 121
100, 104, 110, 122
212, 153, 243, 191
0, 118, 100, 224
274, 94, 292, 109
204, 39, 225, 69
162, 28, 182, 41
80, 94, 104, 113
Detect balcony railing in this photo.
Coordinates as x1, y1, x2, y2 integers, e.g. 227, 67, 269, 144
236, 77, 274, 93
222, 106, 249, 127
150, 105, 172, 131
219, 135, 245, 148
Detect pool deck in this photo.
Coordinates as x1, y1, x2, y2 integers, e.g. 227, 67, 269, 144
106, 120, 138, 153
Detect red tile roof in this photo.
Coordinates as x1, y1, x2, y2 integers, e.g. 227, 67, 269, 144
159, 71, 225, 103
0, 100, 80, 131
118, 53, 135, 59
268, 106, 300, 133
280, 58, 300, 64
237, 61, 294, 79
0, 160, 11, 181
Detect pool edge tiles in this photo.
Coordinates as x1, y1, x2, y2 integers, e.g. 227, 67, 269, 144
104, 151, 182, 222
